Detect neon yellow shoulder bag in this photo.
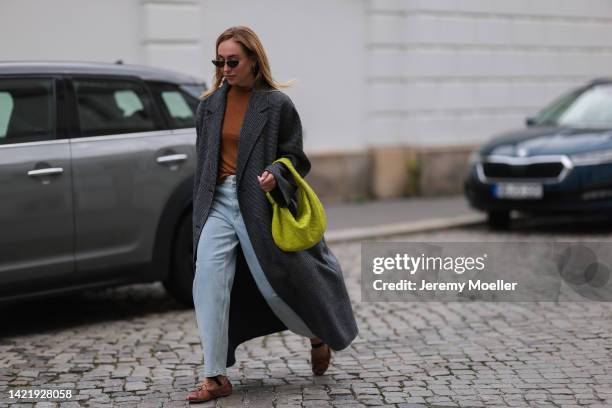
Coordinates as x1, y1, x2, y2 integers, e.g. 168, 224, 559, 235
265, 157, 327, 252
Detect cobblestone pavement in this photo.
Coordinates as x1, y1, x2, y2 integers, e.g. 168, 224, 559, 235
2, 219, 612, 407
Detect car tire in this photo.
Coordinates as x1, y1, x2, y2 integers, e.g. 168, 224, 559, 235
163, 212, 195, 307
487, 210, 511, 230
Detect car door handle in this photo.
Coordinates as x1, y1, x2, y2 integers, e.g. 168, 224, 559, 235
156, 153, 187, 164
27, 167, 64, 177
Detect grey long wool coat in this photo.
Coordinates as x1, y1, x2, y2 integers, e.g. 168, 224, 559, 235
192, 80, 359, 367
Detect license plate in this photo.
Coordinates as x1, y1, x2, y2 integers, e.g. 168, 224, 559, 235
493, 183, 543, 200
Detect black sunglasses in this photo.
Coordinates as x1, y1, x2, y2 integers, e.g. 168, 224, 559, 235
212, 59, 239, 68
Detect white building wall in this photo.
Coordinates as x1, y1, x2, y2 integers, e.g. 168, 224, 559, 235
142, 0, 203, 79
198, 0, 368, 154
2, 0, 612, 152
367, 0, 612, 148
0, 0, 145, 64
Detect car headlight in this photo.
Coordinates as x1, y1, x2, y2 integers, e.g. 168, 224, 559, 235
570, 149, 612, 166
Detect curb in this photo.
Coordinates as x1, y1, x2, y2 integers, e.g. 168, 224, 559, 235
326, 214, 486, 243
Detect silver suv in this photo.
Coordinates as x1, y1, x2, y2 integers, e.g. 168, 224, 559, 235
0, 62, 205, 306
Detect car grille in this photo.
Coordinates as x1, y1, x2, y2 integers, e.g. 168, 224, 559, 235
482, 162, 565, 179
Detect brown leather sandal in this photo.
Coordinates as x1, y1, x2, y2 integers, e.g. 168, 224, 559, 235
310, 341, 331, 376
186, 376, 233, 403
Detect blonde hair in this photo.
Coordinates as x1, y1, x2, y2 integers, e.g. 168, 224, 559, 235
200, 26, 292, 99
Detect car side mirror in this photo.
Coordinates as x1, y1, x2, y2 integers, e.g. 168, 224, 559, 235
525, 116, 536, 126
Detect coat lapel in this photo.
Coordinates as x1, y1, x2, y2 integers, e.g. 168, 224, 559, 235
200, 82, 230, 189
204, 80, 230, 135
235, 87, 269, 187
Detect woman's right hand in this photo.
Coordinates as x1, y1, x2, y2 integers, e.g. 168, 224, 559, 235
257, 171, 277, 192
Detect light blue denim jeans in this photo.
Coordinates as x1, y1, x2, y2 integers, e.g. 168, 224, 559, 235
193, 175, 315, 377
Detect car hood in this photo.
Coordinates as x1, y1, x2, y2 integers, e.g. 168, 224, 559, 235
481, 126, 612, 157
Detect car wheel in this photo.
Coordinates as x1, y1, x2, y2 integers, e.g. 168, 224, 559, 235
163, 213, 195, 307
487, 210, 511, 230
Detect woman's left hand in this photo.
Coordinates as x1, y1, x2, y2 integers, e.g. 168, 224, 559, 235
258, 171, 277, 192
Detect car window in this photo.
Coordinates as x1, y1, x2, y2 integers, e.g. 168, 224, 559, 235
161, 90, 194, 126
148, 82, 201, 129
558, 85, 612, 127
535, 84, 612, 127
0, 78, 55, 145
72, 78, 156, 137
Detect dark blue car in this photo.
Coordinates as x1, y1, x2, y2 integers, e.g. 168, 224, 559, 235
465, 79, 612, 228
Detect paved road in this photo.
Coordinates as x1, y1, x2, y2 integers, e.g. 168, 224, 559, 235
2, 220, 612, 407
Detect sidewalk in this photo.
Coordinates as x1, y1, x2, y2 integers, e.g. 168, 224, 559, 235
324, 194, 485, 242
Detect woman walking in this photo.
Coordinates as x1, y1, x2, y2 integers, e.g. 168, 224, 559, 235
187, 26, 358, 403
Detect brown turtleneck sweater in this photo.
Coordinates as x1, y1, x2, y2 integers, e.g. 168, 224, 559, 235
217, 85, 253, 183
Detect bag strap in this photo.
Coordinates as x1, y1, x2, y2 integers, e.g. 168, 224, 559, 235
274, 157, 305, 188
